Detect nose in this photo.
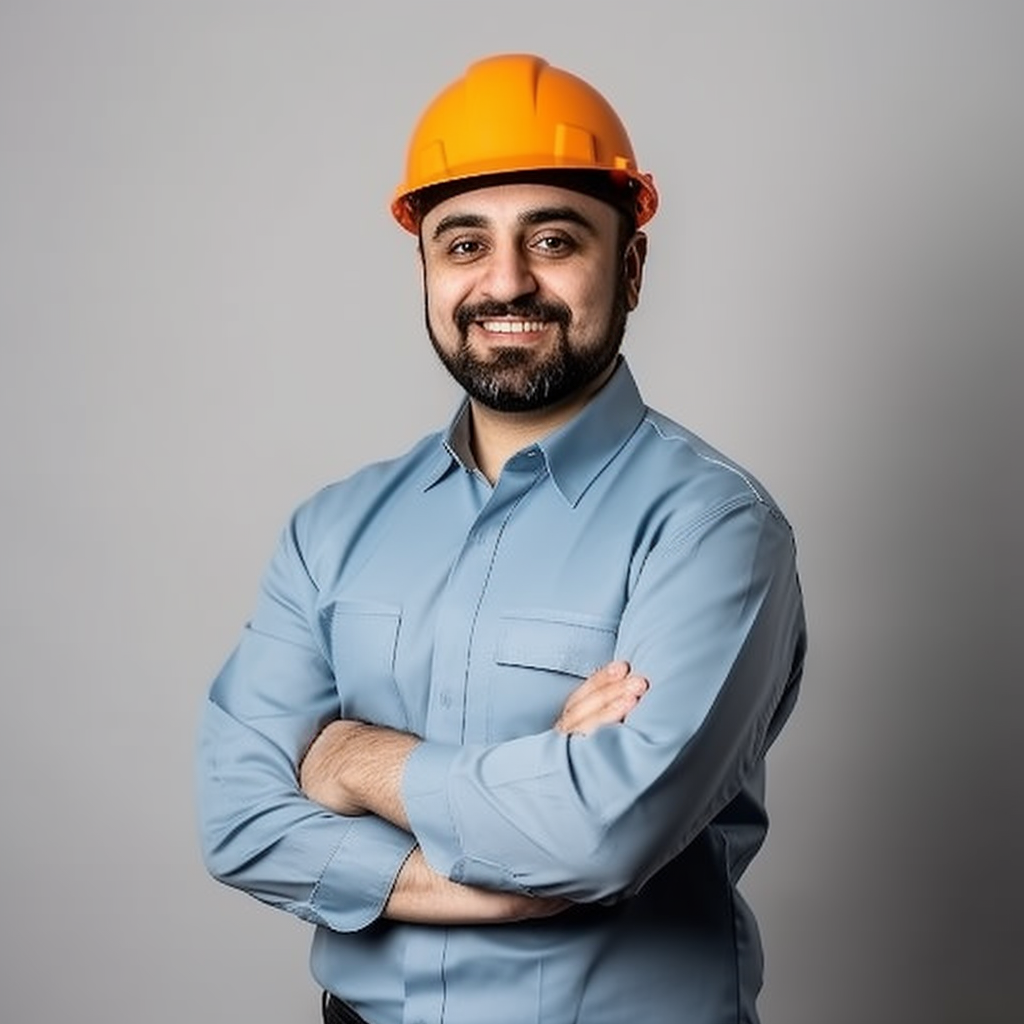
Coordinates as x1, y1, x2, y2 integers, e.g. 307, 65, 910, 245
481, 241, 537, 302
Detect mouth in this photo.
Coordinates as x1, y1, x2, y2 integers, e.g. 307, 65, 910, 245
475, 319, 550, 336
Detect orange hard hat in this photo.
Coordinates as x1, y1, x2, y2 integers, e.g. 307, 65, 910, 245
391, 53, 658, 233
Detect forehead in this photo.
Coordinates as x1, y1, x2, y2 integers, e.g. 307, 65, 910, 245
420, 181, 618, 238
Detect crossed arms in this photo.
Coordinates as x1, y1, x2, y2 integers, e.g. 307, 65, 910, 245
298, 661, 648, 924
197, 495, 803, 933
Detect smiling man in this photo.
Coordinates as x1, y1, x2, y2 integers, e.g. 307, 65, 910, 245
424, 181, 639, 408
197, 54, 807, 1024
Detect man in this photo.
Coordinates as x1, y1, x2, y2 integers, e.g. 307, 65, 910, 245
197, 53, 806, 1024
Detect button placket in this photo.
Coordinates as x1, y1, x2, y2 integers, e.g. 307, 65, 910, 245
424, 464, 543, 745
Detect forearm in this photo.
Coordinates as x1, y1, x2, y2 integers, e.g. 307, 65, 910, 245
300, 720, 418, 828
384, 847, 568, 924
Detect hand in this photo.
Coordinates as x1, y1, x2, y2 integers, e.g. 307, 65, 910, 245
555, 660, 648, 736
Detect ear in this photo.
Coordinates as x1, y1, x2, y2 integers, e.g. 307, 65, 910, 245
622, 231, 648, 310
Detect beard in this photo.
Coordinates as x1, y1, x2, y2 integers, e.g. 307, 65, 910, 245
426, 279, 630, 413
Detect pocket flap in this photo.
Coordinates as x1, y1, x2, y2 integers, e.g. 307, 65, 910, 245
495, 612, 617, 678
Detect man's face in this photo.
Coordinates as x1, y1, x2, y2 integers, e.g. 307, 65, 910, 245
419, 182, 644, 413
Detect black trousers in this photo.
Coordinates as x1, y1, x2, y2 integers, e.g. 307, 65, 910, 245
321, 992, 371, 1024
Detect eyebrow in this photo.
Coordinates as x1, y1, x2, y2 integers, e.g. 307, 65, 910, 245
430, 205, 598, 241
431, 213, 487, 239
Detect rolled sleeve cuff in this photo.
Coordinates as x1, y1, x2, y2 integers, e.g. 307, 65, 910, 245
309, 816, 417, 932
402, 741, 465, 879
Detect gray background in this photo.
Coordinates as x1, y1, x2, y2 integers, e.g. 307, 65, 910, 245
1, 2, 1020, 1022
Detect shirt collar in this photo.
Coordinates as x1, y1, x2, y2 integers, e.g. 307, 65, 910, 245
538, 358, 647, 505
444, 401, 476, 469
425, 358, 647, 505
420, 404, 473, 491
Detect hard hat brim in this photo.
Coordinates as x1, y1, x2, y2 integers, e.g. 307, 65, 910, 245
392, 164, 658, 234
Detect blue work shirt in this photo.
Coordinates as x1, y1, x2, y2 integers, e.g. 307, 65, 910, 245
197, 359, 806, 1024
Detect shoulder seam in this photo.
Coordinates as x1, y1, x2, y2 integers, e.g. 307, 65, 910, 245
643, 415, 768, 504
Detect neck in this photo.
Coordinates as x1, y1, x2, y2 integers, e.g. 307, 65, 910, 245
468, 361, 617, 484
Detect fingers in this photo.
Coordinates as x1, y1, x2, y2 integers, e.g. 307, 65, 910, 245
559, 660, 628, 717
555, 660, 648, 736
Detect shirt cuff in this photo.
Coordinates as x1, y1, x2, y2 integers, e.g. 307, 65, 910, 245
401, 740, 465, 879
309, 816, 417, 932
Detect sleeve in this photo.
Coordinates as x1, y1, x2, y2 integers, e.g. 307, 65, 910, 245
195, 511, 416, 933
402, 497, 806, 903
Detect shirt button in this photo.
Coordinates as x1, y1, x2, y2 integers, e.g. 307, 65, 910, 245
439, 691, 453, 709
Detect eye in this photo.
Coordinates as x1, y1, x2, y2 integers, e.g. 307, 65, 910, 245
446, 237, 486, 260
530, 232, 576, 257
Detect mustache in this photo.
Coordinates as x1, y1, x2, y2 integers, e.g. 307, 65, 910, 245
454, 298, 572, 334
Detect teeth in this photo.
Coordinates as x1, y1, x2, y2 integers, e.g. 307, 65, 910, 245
480, 320, 547, 334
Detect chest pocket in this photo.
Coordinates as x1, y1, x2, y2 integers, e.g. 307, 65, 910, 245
325, 600, 408, 729
490, 611, 618, 740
